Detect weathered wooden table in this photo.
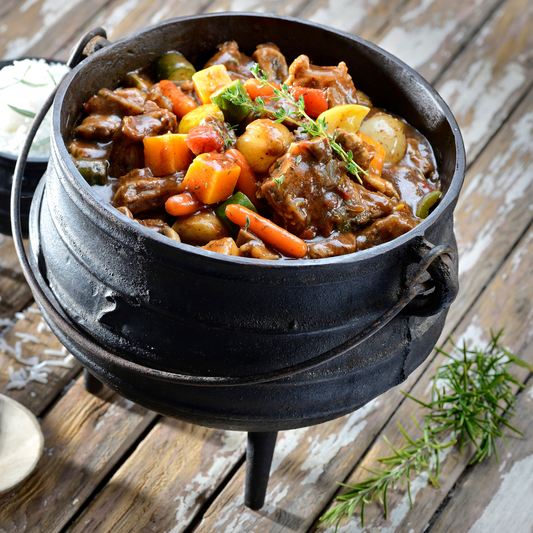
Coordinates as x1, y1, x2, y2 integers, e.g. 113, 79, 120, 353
1, 1, 532, 531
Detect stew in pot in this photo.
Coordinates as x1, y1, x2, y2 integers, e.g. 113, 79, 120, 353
68, 41, 441, 260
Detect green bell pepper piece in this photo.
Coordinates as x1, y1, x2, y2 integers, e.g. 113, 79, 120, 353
216, 191, 257, 234
210, 80, 252, 125
416, 190, 442, 219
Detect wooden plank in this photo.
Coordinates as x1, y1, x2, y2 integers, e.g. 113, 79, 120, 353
54, 0, 213, 62
0, 375, 156, 533
0, 237, 33, 318
204, 0, 308, 17
0, 0, 112, 60
433, 0, 533, 162
374, 0, 503, 83
429, 372, 533, 533
297, 0, 412, 42
67, 421, 247, 533
0, 304, 81, 415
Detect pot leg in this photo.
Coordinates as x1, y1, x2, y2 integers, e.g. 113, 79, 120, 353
83, 368, 104, 394
245, 431, 278, 510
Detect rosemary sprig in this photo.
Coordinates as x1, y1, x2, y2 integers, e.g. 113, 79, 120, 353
319, 329, 533, 531
7, 104, 36, 118
218, 64, 367, 183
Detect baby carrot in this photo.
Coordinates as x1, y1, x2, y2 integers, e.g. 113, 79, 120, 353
165, 192, 202, 216
159, 80, 197, 118
225, 148, 261, 209
225, 204, 307, 258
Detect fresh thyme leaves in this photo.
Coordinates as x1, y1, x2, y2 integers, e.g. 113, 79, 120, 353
274, 174, 284, 187
244, 215, 251, 231
319, 329, 533, 531
217, 64, 368, 183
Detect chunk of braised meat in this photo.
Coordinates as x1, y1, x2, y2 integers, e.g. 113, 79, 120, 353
74, 114, 123, 141
108, 138, 144, 179
84, 88, 146, 116
307, 232, 357, 259
121, 107, 178, 143
68, 139, 111, 159
252, 43, 288, 84
382, 165, 434, 215
136, 219, 181, 241
405, 136, 437, 182
285, 55, 358, 107
354, 211, 419, 251
335, 130, 375, 169
146, 83, 174, 113
204, 41, 255, 81
260, 137, 394, 238
236, 229, 281, 260
112, 167, 183, 215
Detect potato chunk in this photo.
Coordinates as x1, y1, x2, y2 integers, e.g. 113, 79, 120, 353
172, 209, 229, 245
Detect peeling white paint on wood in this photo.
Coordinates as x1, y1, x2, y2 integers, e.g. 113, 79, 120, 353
379, 20, 455, 71
299, 399, 379, 485
467, 453, 533, 533
103, 0, 141, 36
307, 0, 380, 33
439, 59, 527, 155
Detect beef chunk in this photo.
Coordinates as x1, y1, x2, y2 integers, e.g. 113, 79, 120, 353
84, 87, 145, 116
335, 130, 375, 169
252, 43, 288, 83
236, 229, 280, 260
307, 232, 357, 259
146, 83, 174, 112
405, 137, 436, 180
121, 107, 178, 142
204, 41, 255, 81
285, 55, 358, 107
112, 167, 182, 215
260, 137, 394, 237
354, 211, 419, 250
382, 165, 434, 215
68, 139, 111, 159
74, 114, 122, 141
108, 138, 144, 179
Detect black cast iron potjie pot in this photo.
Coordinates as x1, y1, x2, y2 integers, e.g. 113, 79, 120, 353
19, 14, 464, 433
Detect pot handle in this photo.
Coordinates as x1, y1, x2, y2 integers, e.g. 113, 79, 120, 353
12, 29, 458, 388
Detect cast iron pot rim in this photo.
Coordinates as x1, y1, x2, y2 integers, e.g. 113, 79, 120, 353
0, 57, 68, 164
52, 12, 466, 269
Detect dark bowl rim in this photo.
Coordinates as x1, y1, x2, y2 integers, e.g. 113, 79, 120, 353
52, 12, 466, 268
0, 56, 67, 164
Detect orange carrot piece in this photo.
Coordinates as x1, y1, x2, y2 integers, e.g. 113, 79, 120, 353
182, 152, 241, 204
159, 80, 197, 118
290, 87, 328, 117
357, 132, 386, 177
165, 192, 202, 216
225, 204, 307, 258
225, 148, 261, 209
243, 78, 280, 100
143, 133, 192, 176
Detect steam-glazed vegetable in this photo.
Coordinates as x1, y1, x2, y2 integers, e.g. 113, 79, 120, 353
69, 41, 441, 260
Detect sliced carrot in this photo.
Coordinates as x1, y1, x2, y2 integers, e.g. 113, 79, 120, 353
182, 152, 241, 204
225, 148, 261, 209
165, 192, 202, 216
243, 78, 280, 100
159, 80, 197, 118
225, 204, 307, 258
290, 87, 328, 117
143, 133, 192, 176
357, 132, 386, 177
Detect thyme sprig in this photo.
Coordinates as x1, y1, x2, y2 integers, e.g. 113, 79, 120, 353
218, 64, 367, 183
319, 329, 533, 531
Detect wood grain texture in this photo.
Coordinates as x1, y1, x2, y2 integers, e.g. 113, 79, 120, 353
67, 421, 247, 533
204, 0, 308, 17
434, 0, 533, 162
0, 376, 156, 533
0, 304, 81, 415
375, 0, 502, 83
298, 0, 411, 42
430, 372, 533, 533
0, 237, 32, 318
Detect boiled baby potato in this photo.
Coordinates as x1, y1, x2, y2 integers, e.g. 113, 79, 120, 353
318, 104, 370, 134
172, 209, 229, 245
236, 119, 293, 173
178, 104, 224, 134
358, 113, 407, 164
